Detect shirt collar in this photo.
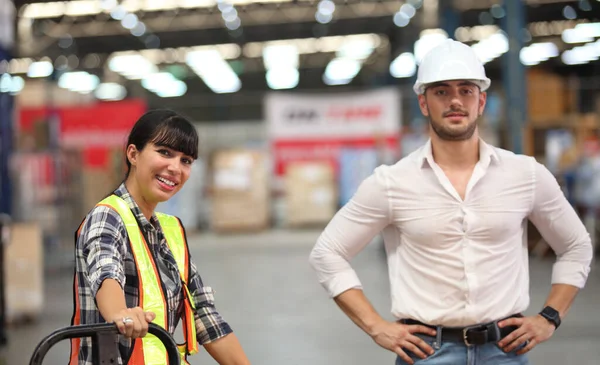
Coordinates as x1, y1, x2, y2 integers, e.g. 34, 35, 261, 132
114, 182, 159, 231
418, 138, 499, 169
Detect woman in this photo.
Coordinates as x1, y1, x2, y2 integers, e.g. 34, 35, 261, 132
69, 109, 251, 365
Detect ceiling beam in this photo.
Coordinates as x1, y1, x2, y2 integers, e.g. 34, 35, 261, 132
17, 0, 404, 56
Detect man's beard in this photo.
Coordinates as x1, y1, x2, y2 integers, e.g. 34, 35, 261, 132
428, 108, 479, 141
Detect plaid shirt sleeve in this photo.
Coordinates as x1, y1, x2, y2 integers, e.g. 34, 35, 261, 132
81, 205, 128, 297
187, 259, 233, 344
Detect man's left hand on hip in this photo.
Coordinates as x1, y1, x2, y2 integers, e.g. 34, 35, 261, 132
496, 315, 556, 355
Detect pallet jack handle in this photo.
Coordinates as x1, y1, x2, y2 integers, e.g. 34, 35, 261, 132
28, 322, 181, 365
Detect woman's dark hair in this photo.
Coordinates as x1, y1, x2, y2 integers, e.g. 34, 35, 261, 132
124, 109, 199, 179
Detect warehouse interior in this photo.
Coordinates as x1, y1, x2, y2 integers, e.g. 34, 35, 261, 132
0, 0, 599, 364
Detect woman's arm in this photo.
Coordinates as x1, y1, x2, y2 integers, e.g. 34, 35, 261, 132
204, 333, 250, 365
95, 278, 127, 320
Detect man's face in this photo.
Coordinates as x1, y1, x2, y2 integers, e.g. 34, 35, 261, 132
418, 80, 487, 141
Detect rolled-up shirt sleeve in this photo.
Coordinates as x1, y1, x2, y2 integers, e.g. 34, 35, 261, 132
528, 162, 593, 288
187, 260, 233, 344
81, 206, 127, 297
309, 166, 392, 298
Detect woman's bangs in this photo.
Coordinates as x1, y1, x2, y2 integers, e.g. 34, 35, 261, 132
150, 120, 198, 159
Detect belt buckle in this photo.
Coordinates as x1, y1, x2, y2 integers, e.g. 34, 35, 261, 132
462, 327, 473, 347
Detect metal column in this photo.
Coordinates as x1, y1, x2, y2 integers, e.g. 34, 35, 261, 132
389, 19, 421, 129
0, 0, 15, 347
439, 0, 459, 40
0, 64, 13, 217
0, 33, 12, 352
0, 47, 12, 327
501, 0, 527, 154
404, 29, 422, 130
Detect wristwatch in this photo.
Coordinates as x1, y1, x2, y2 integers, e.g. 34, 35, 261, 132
539, 306, 561, 329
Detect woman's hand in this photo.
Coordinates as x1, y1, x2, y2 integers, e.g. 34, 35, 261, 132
112, 307, 156, 338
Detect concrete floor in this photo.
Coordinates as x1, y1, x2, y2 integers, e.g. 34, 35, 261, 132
5, 229, 600, 365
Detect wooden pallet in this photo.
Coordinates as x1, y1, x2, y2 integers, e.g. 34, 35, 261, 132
5, 312, 40, 327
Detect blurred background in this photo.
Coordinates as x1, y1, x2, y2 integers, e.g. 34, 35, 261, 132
0, 0, 599, 364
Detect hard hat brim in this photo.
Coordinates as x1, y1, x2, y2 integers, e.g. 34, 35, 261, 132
413, 77, 491, 95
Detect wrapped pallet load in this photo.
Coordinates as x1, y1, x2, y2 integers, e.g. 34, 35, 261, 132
5, 222, 44, 325
285, 161, 337, 228
210, 149, 270, 232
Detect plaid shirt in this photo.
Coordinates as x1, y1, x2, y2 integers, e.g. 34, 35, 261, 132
72, 183, 232, 364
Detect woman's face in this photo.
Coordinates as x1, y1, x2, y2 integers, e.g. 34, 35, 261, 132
127, 142, 194, 204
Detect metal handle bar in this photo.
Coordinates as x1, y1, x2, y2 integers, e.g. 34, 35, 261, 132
28, 322, 180, 365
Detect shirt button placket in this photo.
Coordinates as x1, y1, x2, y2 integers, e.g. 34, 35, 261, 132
461, 206, 468, 233
461, 206, 473, 309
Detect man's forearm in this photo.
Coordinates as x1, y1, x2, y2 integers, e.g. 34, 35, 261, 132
333, 288, 386, 337
542, 283, 579, 319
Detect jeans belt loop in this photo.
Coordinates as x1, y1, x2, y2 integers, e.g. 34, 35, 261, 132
491, 320, 501, 342
434, 325, 442, 350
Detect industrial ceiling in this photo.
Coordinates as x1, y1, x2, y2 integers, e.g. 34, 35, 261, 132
6, 0, 600, 122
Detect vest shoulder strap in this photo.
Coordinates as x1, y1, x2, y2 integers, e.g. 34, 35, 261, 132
155, 211, 179, 227
156, 212, 189, 281
98, 194, 138, 227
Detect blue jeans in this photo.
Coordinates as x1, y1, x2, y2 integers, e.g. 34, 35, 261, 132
395, 334, 529, 365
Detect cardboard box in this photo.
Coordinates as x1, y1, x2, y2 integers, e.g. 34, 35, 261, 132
5, 223, 44, 324
527, 70, 567, 122
210, 150, 270, 232
211, 195, 270, 232
285, 161, 337, 227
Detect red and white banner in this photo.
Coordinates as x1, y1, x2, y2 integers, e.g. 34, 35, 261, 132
265, 88, 401, 175
18, 99, 146, 167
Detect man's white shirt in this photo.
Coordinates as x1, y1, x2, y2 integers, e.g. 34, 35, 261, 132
309, 139, 593, 327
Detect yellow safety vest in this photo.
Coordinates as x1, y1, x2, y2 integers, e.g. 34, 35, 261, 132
70, 195, 199, 365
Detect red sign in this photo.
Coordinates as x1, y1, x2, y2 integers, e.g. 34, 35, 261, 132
18, 99, 147, 168
273, 136, 399, 176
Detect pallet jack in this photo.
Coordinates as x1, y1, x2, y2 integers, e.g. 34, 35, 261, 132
28, 322, 181, 365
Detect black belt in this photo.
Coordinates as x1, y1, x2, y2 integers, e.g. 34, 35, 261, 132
400, 314, 522, 346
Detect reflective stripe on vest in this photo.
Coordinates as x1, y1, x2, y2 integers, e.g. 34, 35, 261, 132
155, 211, 199, 358
69, 195, 198, 365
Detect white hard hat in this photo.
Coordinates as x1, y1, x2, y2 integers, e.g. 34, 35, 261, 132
413, 39, 491, 95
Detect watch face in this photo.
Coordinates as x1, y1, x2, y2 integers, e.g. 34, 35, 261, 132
544, 307, 559, 319
542, 307, 561, 328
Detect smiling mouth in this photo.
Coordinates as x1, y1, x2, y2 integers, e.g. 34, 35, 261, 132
156, 175, 177, 187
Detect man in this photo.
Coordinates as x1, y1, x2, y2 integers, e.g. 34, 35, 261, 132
308, 39, 593, 365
